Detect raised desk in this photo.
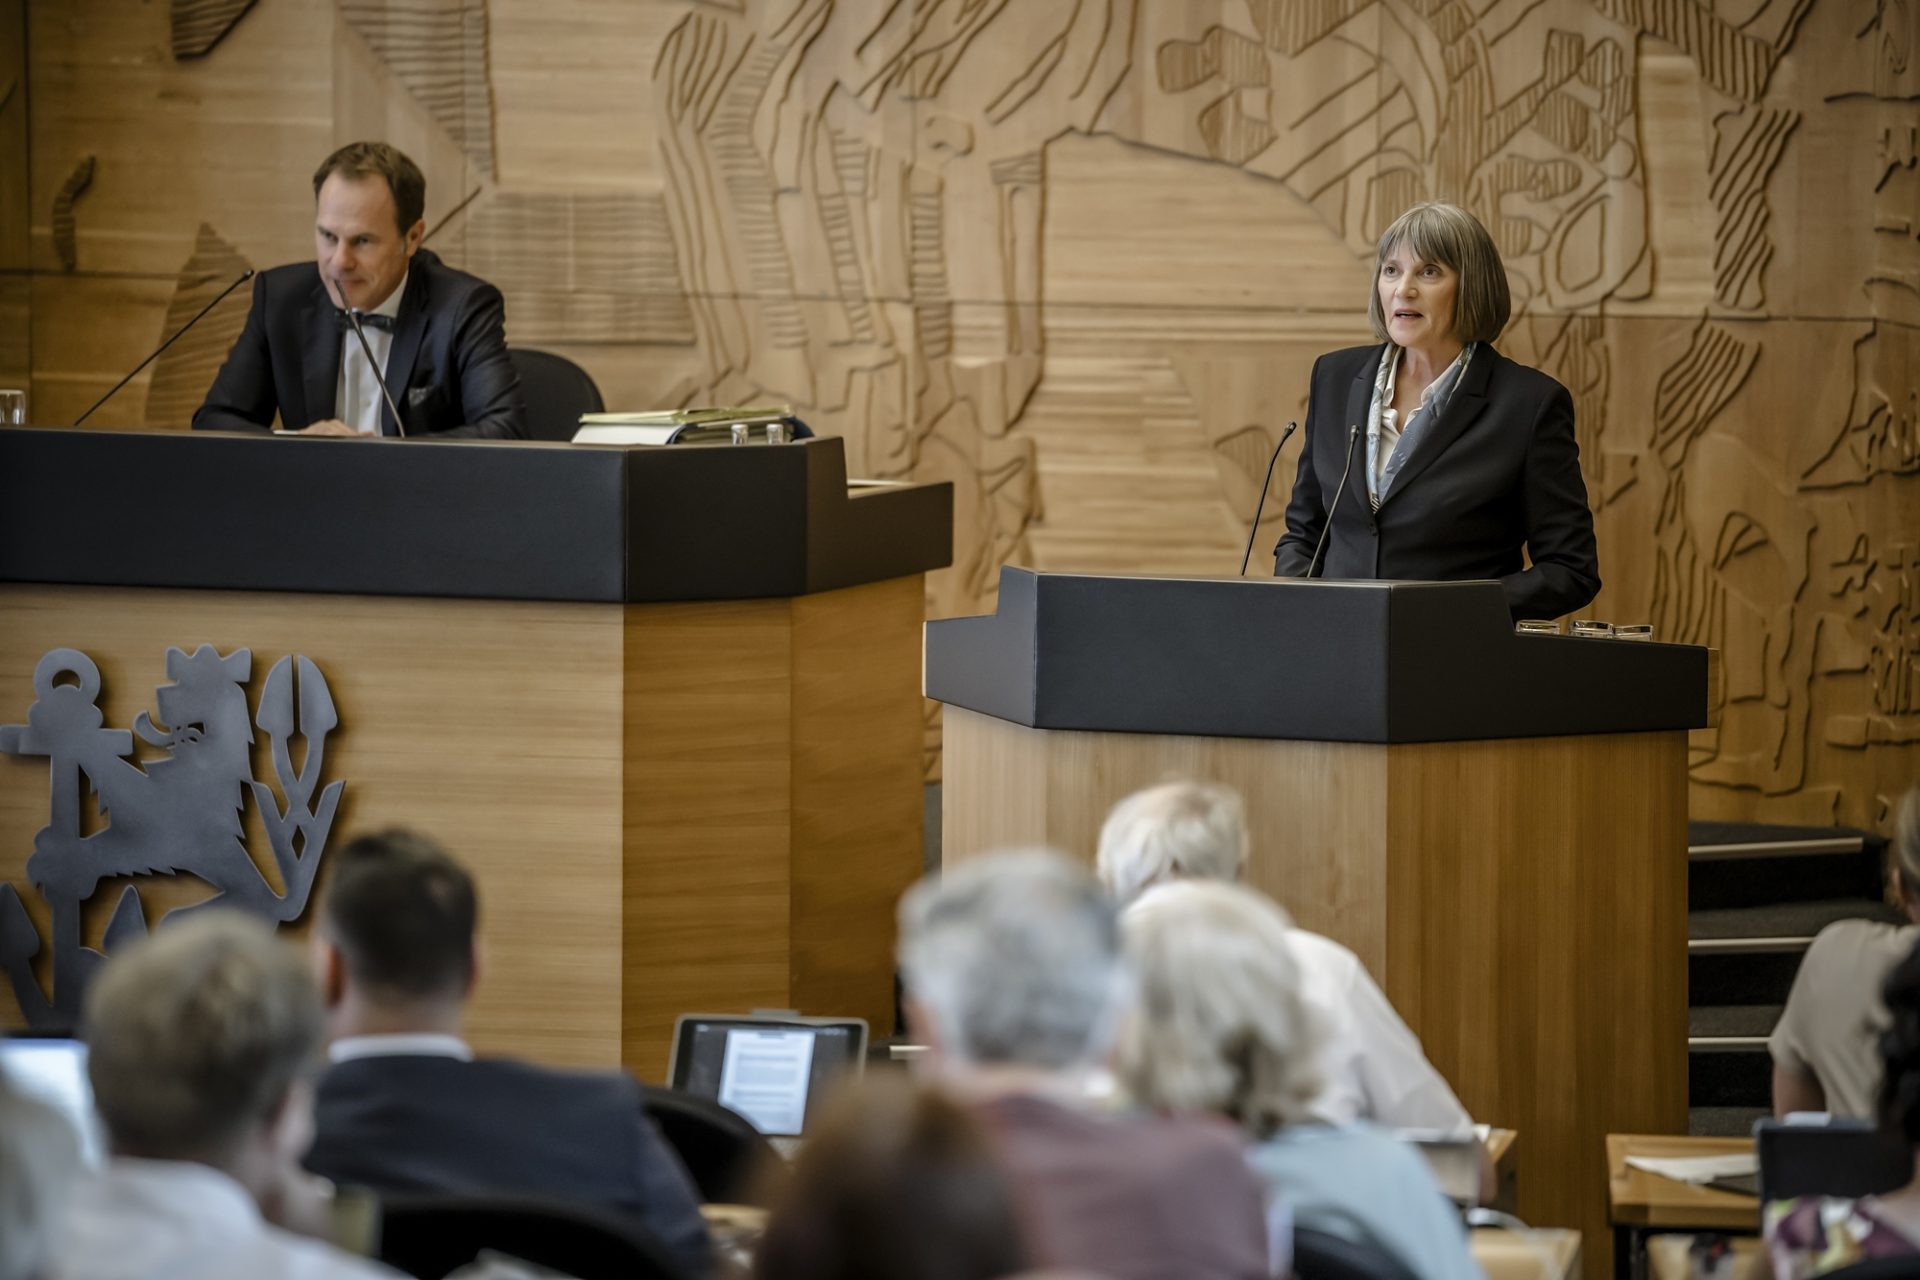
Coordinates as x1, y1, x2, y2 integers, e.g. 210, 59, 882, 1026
1607, 1134, 1759, 1280
930, 569, 1712, 1280
0, 429, 951, 1074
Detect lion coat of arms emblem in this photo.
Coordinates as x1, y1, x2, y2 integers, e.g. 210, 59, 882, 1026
0, 645, 343, 1027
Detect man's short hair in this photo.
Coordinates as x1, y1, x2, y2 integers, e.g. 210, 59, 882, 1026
1096, 780, 1250, 907
312, 141, 426, 235
896, 850, 1128, 1071
321, 828, 477, 1003
83, 911, 323, 1163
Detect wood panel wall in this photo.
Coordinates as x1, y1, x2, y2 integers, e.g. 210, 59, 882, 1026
5, 0, 1916, 826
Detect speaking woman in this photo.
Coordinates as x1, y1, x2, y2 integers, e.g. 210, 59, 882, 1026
1273, 202, 1601, 621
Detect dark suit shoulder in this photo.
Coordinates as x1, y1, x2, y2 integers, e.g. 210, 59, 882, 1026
1476, 344, 1570, 408
255, 260, 325, 300
1316, 343, 1385, 382
411, 248, 503, 307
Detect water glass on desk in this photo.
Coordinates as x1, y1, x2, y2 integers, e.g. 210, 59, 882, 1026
0, 389, 25, 425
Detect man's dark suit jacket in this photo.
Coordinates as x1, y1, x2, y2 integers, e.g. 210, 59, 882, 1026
192, 248, 527, 439
306, 1055, 710, 1277
1273, 342, 1601, 620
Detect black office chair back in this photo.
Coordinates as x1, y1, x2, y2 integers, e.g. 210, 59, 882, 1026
1292, 1226, 1421, 1280
378, 1190, 689, 1280
640, 1082, 786, 1206
1756, 1119, 1912, 1201
509, 348, 605, 442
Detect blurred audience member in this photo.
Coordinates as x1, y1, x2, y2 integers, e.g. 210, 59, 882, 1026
0, 1071, 81, 1280
897, 849, 1269, 1280
1774, 787, 1920, 1118
1121, 880, 1480, 1280
1767, 931, 1920, 1277
303, 829, 711, 1278
754, 1072, 1029, 1280
1097, 780, 1472, 1132
53, 911, 395, 1279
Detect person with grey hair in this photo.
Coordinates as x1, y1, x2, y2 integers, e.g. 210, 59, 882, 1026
51, 911, 396, 1280
1121, 881, 1481, 1280
1273, 200, 1599, 621
1773, 786, 1920, 1118
897, 849, 1271, 1280
0, 1072, 81, 1280
1097, 779, 1472, 1134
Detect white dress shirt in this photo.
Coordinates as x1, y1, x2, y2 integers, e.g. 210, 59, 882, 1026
1287, 929, 1475, 1134
327, 1032, 473, 1064
50, 1157, 399, 1280
335, 271, 406, 435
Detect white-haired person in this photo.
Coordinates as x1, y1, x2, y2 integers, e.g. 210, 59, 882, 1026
897, 849, 1271, 1280
1097, 779, 1472, 1133
1773, 786, 1920, 1117
1122, 880, 1482, 1280
52, 912, 397, 1280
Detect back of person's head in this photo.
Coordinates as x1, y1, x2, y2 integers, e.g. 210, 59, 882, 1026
753, 1073, 1029, 1280
1879, 928, 1920, 1145
83, 911, 323, 1166
1120, 880, 1323, 1139
1096, 781, 1251, 907
897, 849, 1127, 1071
1893, 787, 1920, 913
0, 1071, 81, 1280
320, 828, 477, 1006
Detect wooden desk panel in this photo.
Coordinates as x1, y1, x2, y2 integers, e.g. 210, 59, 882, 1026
3, 575, 927, 1076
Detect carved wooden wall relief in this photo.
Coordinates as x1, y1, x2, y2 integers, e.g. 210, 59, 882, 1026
169, 0, 258, 60
337, 0, 495, 177
144, 226, 254, 427
462, 192, 693, 346
51, 155, 93, 272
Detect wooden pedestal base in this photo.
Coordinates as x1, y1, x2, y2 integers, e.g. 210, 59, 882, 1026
943, 706, 1687, 1280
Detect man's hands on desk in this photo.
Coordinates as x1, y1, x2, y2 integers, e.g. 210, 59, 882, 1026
296, 420, 364, 437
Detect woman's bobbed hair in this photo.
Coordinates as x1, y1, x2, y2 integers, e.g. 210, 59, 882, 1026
1367, 202, 1511, 345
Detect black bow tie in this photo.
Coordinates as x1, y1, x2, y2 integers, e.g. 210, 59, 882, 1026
336, 309, 395, 332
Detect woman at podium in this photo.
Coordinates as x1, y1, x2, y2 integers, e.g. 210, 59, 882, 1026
1272, 202, 1600, 622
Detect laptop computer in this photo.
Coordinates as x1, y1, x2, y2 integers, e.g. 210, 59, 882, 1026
665, 1012, 867, 1149
1, 1035, 107, 1167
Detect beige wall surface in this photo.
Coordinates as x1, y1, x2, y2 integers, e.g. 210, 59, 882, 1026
2, 0, 1915, 826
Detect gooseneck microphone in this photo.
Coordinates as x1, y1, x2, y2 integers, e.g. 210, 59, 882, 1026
1304, 424, 1361, 580
73, 268, 256, 426
1238, 420, 1298, 576
343, 308, 408, 439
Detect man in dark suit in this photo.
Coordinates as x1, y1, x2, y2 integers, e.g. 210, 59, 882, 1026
193, 142, 526, 439
303, 830, 710, 1277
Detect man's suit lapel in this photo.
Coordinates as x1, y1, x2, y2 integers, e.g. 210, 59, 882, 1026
1378, 342, 1497, 507
381, 262, 431, 437
1340, 351, 1377, 514
301, 278, 343, 427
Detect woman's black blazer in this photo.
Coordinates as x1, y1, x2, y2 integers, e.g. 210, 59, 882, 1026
1273, 342, 1601, 621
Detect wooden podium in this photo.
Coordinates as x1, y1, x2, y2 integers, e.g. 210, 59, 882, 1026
0, 428, 950, 1078
927, 568, 1712, 1280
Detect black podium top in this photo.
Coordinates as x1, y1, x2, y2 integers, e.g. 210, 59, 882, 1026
925, 568, 1711, 744
0, 429, 951, 603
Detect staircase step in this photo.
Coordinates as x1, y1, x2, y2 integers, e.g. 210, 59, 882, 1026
1690, 1043, 1772, 1108
1690, 1005, 1782, 1039
1690, 1105, 1769, 1138
1689, 821, 1868, 859
1690, 898, 1900, 942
